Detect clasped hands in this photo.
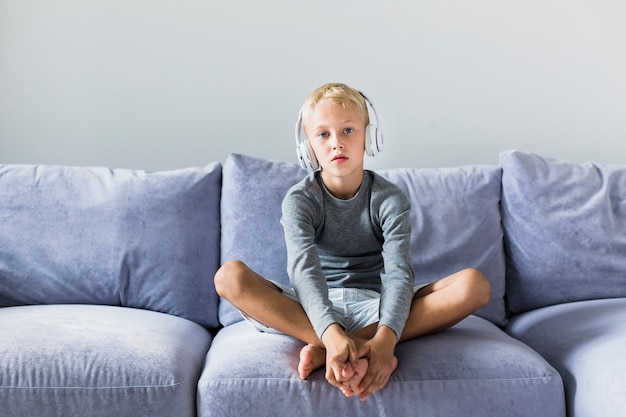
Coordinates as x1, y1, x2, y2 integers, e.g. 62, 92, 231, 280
321, 323, 398, 401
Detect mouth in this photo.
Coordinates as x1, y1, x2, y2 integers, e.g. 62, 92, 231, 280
332, 154, 348, 163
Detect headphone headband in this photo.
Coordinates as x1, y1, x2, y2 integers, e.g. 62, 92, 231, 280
294, 91, 384, 171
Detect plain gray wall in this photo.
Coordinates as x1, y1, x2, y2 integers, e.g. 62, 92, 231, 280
1, 1, 624, 171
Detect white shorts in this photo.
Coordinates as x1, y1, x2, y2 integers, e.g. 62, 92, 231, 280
242, 281, 430, 335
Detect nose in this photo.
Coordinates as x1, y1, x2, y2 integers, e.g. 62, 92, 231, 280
330, 132, 344, 149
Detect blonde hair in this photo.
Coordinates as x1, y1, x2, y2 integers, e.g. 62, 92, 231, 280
301, 83, 369, 125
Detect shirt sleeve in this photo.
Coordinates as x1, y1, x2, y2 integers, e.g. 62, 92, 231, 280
281, 183, 339, 340
374, 180, 415, 339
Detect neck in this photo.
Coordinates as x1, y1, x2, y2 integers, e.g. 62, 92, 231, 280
321, 170, 364, 200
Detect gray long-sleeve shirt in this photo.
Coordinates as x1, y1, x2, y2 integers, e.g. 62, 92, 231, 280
281, 170, 415, 340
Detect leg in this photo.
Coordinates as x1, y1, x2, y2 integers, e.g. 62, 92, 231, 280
214, 260, 326, 379
214, 260, 321, 346
336, 268, 490, 398
400, 267, 491, 341
348, 268, 491, 343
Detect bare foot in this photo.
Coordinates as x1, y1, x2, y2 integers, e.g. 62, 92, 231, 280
298, 344, 326, 380
341, 357, 369, 397
358, 356, 398, 401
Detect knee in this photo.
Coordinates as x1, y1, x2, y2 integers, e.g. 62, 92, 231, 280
462, 268, 491, 309
214, 260, 250, 299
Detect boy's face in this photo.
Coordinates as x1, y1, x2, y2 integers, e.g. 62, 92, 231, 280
303, 99, 367, 185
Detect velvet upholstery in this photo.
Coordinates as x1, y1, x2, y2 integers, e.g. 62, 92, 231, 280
379, 166, 505, 326
500, 150, 626, 314
219, 153, 506, 327
507, 299, 626, 417
198, 317, 564, 417
0, 304, 212, 417
2, 150, 623, 417
218, 153, 308, 326
0, 163, 222, 329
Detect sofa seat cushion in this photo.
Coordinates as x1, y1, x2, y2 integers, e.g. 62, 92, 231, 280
198, 317, 564, 417
0, 304, 212, 417
219, 153, 506, 327
500, 150, 626, 314
0, 162, 222, 329
507, 298, 626, 417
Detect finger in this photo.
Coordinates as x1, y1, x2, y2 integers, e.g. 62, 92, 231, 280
325, 364, 345, 389
347, 344, 361, 374
359, 380, 378, 401
356, 343, 370, 359
359, 373, 390, 401
341, 382, 354, 397
358, 371, 375, 394
357, 363, 378, 394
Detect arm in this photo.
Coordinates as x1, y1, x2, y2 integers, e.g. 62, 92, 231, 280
281, 184, 338, 340
357, 180, 415, 399
281, 184, 361, 386
376, 189, 414, 339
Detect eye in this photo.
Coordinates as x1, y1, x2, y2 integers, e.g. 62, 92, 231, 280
343, 127, 354, 134
317, 131, 329, 139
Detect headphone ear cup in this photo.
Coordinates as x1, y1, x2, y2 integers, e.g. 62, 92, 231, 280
297, 140, 319, 171
295, 109, 318, 171
365, 124, 383, 157
364, 125, 373, 157
359, 91, 383, 157
374, 126, 383, 155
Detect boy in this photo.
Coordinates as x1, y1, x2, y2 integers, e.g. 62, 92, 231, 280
214, 82, 491, 401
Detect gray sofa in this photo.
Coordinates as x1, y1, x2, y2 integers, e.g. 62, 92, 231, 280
0, 150, 624, 417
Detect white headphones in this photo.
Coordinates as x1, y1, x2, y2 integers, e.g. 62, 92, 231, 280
294, 91, 384, 171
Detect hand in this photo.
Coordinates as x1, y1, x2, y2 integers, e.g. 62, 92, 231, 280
354, 326, 398, 401
321, 324, 360, 390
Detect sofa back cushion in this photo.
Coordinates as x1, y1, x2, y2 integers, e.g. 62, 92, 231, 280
218, 154, 308, 326
0, 163, 222, 330
379, 166, 505, 326
500, 150, 626, 315
219, 154, 506, 327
